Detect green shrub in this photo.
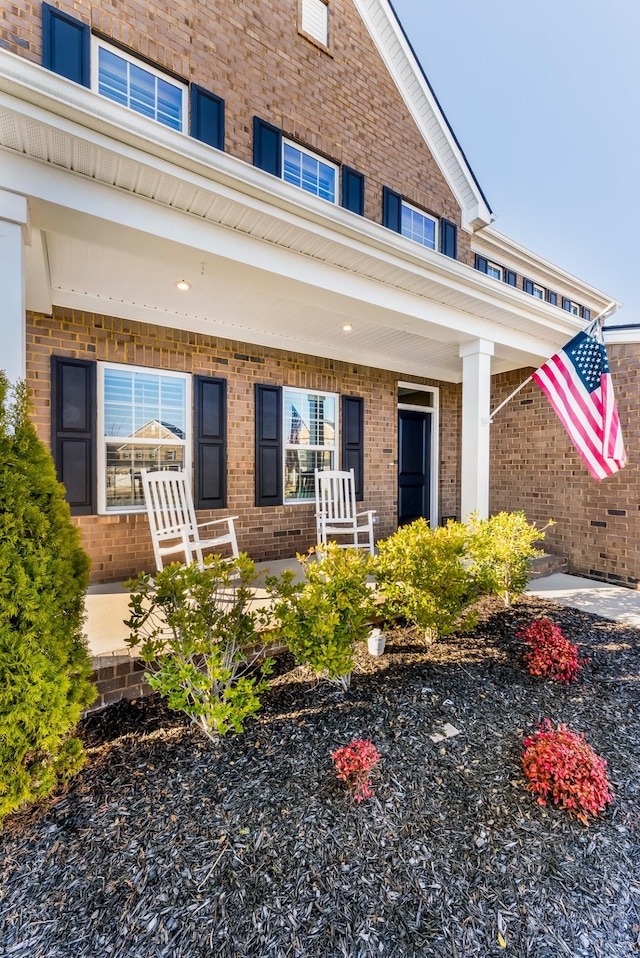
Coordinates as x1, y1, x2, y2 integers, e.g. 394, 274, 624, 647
265, 544, 376, 691
467, 510, 549, 607
126, 554, 274, 739
376, 518, 475, 641
0, 373, 94, 825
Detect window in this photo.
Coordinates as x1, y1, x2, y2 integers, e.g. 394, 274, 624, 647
283, 387, 337, 502
569, 301, 580, 316
300, 0, 329, 46
98, 364, 190, 512
401, 201, 438, 251
92, 38, 186, 131
486, 262, 503, 281
283, 140, 337, 202
532, 283, 545, 300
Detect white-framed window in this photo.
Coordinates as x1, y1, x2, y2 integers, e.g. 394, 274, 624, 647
401, 201, 438, 251
97, 363, 191, 513
486, 261, 503, 281
300, 0, 329, 46
91, 38, 187, 132
532, 283, 545, 300
283, 387, 338, 503
283, 140, 337, 203
569, 301, 580, 316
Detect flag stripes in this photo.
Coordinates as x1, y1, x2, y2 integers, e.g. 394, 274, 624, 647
532, 323, 626, 481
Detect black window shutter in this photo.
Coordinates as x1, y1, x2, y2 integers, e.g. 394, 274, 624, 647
475, 254, 488, 273
382, 186, 402, 232
190, 85, 225, 151
547, 290, 557, 306
50, 356, 96, 515
583, 307, 591, 321
342, 395, 364, 501
440, 219, 457, 259
562, 297, 572, 311
524, 278, 534, 295
194, 376, 227, 510
42, 3, 90, 87
505, 269, 517, 286
253, 117, 282, 176
341, 167, 365, 216
255, 384, 283, 507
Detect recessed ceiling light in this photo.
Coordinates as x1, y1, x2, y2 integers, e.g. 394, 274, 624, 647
175, 279, 191, 291
342, 323, 353, 332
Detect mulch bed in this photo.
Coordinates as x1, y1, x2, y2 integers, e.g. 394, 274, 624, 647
1, 595, 639, 957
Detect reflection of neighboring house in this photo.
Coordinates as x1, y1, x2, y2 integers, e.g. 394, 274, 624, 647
114, 420, 185, 463
2, 0, 639, 586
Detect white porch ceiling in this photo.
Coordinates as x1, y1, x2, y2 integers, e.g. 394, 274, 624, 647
1, 50, 593, 384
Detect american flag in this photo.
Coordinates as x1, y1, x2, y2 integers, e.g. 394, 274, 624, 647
532, 320, 626, 480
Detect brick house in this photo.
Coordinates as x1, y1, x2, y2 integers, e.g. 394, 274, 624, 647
1, 0, 638, 586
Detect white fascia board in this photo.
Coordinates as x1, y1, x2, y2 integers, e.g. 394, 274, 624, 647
604, 326, 640, 346
473, 226, 618, 310
352, 0, 492, 232
16, 164, 570, 361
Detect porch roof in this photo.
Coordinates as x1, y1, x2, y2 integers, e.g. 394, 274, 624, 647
0, 50, 615, 384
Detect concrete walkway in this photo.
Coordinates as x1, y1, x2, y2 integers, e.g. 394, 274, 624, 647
85, 565, 640, 662
526, 573, 640, 628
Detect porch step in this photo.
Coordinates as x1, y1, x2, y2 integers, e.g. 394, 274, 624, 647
528, 553, 568, 579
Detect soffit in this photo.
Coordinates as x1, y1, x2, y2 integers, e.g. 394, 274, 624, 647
0, 51, 600, 382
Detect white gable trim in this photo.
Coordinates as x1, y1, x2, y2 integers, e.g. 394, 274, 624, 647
353, 0, 492, 233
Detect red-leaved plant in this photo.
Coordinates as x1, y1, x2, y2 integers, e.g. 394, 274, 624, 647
331, 739, 381, 803
518, 618, 588, 682
522, 720, 613, 825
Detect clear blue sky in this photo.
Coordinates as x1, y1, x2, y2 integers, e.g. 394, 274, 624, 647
390, 0, 640, 326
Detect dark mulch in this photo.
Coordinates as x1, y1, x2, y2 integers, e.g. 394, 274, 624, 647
1, 595, 639, 958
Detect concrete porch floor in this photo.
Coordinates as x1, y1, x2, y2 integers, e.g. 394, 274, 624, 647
85, 560, 640, 665
85, 557, 305, 661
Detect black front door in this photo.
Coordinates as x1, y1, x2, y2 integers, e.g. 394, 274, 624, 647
398, 409, 431, 525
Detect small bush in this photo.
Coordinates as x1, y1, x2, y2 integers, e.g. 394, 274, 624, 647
519, 618, 588, 682
126, 554, 274, 740
0, 374, 94, 824
376, 518, 475, 641
522, 720, 613, 825
265, 543, 376, 692
467, 510, 550, 606
331, 739, 381, 802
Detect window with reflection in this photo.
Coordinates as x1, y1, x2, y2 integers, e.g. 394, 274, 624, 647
99, 364, 189, 511
283, 387, 337, 502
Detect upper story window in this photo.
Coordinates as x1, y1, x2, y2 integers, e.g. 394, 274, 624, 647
98, 363, 190, 512
284, 387, 337, 503
283, 140, 337, 203
92, 38, 187, 132
486, 262, 503, 281
532, 283, 545, 300
401, 201, 438, 251
300, 0, 329, 46
568, 301, 580, 316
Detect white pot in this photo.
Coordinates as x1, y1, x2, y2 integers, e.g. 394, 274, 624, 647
368, 628, 386, 656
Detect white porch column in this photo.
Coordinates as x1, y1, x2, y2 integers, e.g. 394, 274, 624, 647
0, 190, 29, 385
459, 338, 494, 520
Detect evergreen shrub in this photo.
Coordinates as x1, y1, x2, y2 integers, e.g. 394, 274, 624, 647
126, 553, 274, 739
375, 518, 475, 640
266, 543, 376, 691
0, 373, 94, 824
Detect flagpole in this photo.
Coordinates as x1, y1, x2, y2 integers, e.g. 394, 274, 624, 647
486, 376, 532, 424
486, 301, 616, 425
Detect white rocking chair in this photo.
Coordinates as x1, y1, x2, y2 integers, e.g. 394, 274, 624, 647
314, 468, 376, 555
141, 468, 239, 572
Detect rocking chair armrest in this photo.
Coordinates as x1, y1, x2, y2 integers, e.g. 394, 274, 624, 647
355, 510, 376, 520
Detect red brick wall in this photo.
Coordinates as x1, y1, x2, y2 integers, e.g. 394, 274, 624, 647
490, 342, 640, 587
4, 0, 470, 264
27, 307, 460, 583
